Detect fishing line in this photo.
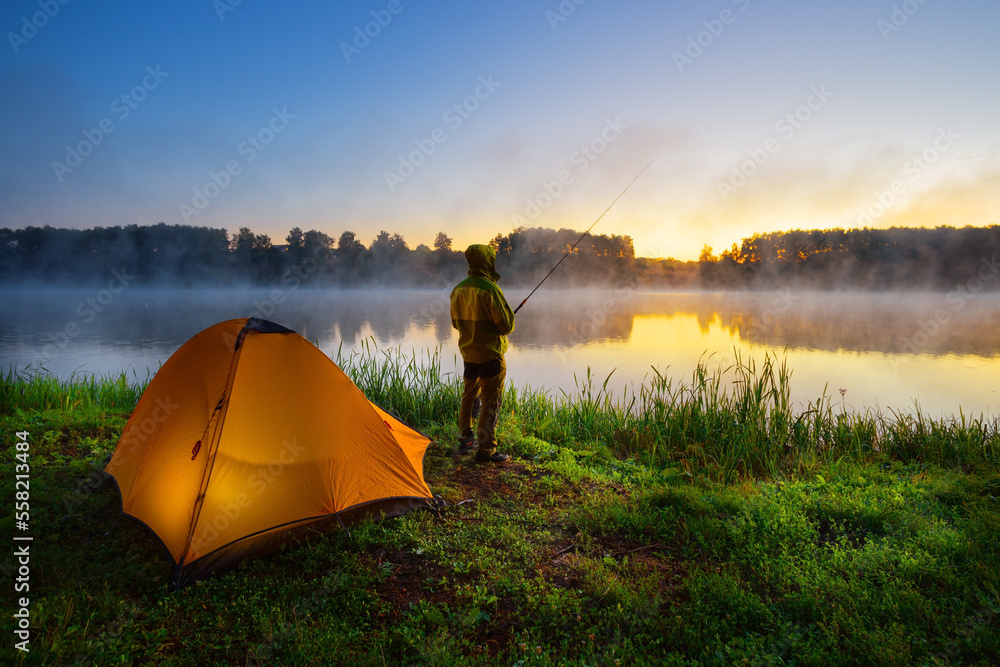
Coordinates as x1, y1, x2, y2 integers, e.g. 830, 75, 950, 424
512, 159, 654, 315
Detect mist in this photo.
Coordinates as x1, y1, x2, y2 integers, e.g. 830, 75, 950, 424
3, 223, 998, 293
5, 286, 1000, 364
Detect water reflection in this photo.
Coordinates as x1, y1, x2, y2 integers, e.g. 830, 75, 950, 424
2, 288, 998, 416
535, 291, 1000, 357
5, 288, 998, 358
695, 292, 1000, 356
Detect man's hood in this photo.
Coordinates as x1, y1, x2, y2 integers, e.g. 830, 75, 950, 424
465, 244, 500, 282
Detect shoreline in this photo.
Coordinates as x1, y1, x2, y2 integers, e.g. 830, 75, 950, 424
2, 350, 998, 664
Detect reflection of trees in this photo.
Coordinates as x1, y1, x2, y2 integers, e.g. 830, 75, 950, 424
714, 293, 1000, 356
502, 290, 641, 349
508, 291, 1000, 356
626, 292, 1000, 357
7, 290, 1000, 369
287, 290, 636, 351
280, 292, 451, 346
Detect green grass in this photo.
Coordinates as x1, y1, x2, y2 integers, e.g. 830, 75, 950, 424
2, 346, 999, 665
335, 343, 999, 481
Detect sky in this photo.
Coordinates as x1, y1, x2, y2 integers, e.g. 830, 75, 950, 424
1, 0, 998, 261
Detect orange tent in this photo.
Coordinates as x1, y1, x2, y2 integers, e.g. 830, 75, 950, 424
106, 318, 434, 588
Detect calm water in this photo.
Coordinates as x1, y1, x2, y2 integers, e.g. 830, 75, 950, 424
2, 288, 999, 418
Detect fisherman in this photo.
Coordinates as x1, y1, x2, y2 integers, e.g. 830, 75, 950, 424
450, 244, 514, 464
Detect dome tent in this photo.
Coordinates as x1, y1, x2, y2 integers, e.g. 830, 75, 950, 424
106, 318, 434, 589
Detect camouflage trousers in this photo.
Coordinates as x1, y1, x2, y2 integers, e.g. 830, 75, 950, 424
458, 357, 506, 455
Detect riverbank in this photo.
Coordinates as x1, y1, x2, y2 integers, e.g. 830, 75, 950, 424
2, 348, 998, 664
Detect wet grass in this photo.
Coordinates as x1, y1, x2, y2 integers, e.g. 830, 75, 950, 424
2, 346, 999, 665
2, 366, 148, 413
334, 343, 1000, 481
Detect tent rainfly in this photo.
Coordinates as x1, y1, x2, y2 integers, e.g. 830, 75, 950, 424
105, 318, 434, 588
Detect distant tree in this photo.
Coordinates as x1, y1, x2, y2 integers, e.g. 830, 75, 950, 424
333, 230, 367, 284
229, 227, 274, 281
370, 230, 390, 250
0, 228, 12, 279
389, 232, 408, 253
337, 230, 365, 256
485, 226, 637, 287
302, 229, 333, 255
285, 227, 303, 248
232, 227, 256, 253
367, 231, 411, 283
490, 227, 523, 257
370, 230, 409, 255
719, 243, 742, 263
294, 230, 332, 281
433, 232, 452, 252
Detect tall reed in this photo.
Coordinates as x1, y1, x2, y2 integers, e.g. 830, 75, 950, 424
333, 338, 460, 426
1, 366, 148, 413
335, 341, 1000, 480
5, 343, 997, 479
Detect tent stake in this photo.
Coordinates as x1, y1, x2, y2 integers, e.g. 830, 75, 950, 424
336, 514, 351, 539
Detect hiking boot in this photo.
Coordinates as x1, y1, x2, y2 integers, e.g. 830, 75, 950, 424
474, 451, 509, 464
457, 437, 478, 455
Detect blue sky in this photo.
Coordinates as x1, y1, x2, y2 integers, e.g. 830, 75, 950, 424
2, 0, 998, 259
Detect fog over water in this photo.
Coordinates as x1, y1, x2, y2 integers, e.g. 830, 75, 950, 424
2, 288, 998, 418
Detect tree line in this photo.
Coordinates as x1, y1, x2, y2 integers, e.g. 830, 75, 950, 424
699, 225, 1000, 291
1, 223, 996, 291
0, 223, 654, 289
0, 224, 461, 287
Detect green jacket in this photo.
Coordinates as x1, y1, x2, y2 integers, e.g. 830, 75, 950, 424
450, 245, 515, 363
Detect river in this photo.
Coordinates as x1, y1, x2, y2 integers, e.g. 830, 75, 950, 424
2, 288, 998, 418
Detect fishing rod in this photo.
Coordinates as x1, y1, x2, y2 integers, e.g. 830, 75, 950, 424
512, 160, 653, 315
